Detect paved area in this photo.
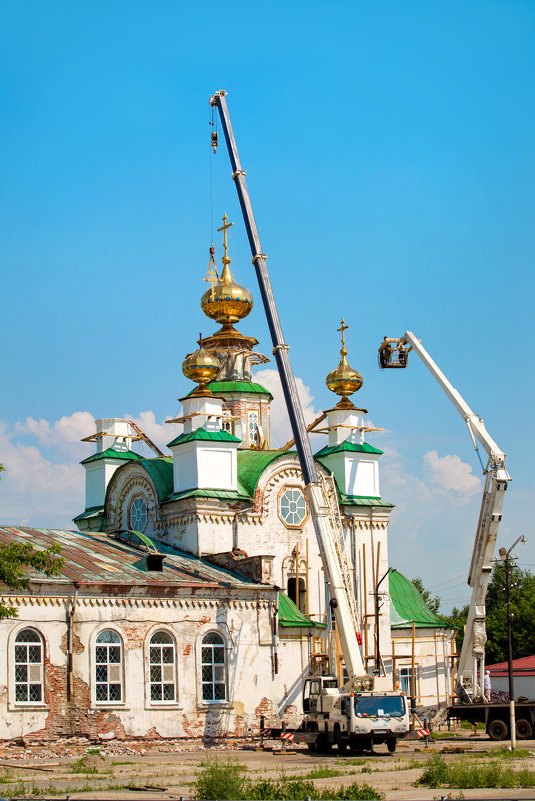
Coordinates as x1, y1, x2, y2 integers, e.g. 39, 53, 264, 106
0, 735, 535, 799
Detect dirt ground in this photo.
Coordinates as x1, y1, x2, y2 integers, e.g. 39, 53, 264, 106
0, 734, 535, 800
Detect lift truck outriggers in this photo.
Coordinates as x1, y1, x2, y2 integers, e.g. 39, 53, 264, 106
210, 90, 409, 753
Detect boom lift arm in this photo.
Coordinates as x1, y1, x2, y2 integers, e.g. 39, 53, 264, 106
379, 331, 511, 700
210, 90, 368, 687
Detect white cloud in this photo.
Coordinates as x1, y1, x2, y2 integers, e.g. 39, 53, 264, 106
15, 411, 95, 459
0, 420, 83, 529
423, 449, 481, 501
253, 368, 321, 447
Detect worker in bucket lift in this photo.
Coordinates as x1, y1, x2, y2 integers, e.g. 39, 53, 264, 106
484, 670, 492, 702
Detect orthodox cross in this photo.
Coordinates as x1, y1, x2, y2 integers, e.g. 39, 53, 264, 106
337, 318, 349, 353
217, 213, 233, 261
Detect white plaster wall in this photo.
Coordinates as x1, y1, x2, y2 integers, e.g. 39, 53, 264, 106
0, 594, 311, 740
345, 457, 380, 498
85, 461, 123, 509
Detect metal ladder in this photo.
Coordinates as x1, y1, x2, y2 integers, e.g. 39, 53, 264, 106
317, 473, 360, 632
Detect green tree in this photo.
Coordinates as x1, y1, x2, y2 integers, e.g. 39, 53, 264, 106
484, 561, 535, 664
411, 577, 441, 614
0, 463, 63, 618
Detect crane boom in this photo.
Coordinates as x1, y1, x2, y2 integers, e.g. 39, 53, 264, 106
379, 331, 511, 700
210, 90, 367, 685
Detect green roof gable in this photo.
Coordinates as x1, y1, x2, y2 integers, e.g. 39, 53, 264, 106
315, 441, 384, 458
186, 381, 273, 400
81, 448, 143, 465
167, 429, 241, 448
136, 457, 174, 502
389, 570, 449, 629
237, 449, 295, 496
278, 592, 326, 628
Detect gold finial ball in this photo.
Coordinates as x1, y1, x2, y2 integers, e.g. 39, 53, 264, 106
201, 276, 253, 325
182, 347, 221, 391
326, 362, 363, 399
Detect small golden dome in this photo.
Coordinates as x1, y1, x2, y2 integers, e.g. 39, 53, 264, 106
201, 214, 253, 328
326, 319, 363, 408
182, 343, 221, 396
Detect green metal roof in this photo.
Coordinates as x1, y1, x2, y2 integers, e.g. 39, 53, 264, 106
73, 505, 105, 522
338, 493, 394, 508
165, 488, 252, 503
187, 381, 273, 400
167, 429, 241, 448
389, 570, 449, 629
278, 592, 326, 628
81, 448, 143, 465
315, 442, 384, 458
237, 449, 295, 496
135, 457, 174, 502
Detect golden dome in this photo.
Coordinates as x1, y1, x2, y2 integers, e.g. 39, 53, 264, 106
326, 319, 363, 408
201, 214, 253, 329
182, 343, 221, 396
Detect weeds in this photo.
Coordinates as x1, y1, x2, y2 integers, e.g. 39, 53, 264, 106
417, 752, 535, 789
72, 754, 111, 774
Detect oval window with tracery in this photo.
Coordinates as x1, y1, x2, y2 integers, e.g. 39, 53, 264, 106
279, 487, 307, 528
129, 496, 148, 532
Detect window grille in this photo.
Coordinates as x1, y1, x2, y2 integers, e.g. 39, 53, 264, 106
129, 496, 148, 532
201, 632, 226, 702
14, 629, 43, 703
221, 410, 233, 435
247, 411, 260, 448
149, 631, 176, 702
95, 629, 123, 702
279, 487, 307, 527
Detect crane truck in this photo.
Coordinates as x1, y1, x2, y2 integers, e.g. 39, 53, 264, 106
210, 90, 409, 753
378, 333, 531, 742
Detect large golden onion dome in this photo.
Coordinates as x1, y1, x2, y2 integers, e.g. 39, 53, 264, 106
182, 342, 221, 396
201, 214, 253, 330
326, 319, 363, 408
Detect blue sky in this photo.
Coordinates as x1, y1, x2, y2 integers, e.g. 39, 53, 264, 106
1, 1, 533, 612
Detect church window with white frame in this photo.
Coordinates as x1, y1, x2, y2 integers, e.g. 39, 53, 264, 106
279, 487, 307, 528
95, 630, 123, 702
201, 631, 226, 702
129, 495, 147, 532
149, 630, 176, 703
247, 410, 260, 448
14, 628, 44, 703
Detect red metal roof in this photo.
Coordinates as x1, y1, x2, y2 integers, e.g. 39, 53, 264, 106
487, 655, 535, 677
0, 527, 260, 589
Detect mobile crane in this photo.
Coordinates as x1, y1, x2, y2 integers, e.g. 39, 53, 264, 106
378, 333, 527, 741
210, 90, 409, 753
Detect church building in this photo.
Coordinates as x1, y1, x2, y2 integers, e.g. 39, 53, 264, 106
0, 217, 452, 741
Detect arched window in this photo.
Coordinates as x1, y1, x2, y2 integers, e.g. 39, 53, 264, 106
14, 629, 43, 703
95, 629, 123, 702
201, 632, 226, 702
149, 631, 176, 703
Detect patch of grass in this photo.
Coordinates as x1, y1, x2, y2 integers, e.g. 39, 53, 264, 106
460, 720, 485, 729
393, 759, 421, 771
111, 759, 136, 765
72, 754, 111, 774
417, 752, 535, 789
194, 757, 385, 800
0, 769, 13, 784
336, 758, 366, 766
195, 756, 248, 800
496, 747, 532, 759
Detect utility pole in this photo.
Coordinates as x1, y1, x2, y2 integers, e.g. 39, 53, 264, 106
498, 535, 527, 750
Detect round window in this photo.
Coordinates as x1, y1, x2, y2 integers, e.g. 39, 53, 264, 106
279, 487, 307, 528
129, 496, 148, 532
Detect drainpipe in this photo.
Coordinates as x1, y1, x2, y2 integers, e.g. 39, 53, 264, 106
272, 590, 279, 674
67, 584, 79, 702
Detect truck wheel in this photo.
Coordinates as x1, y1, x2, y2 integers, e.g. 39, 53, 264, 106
387, 738, 397, 753
333, 724, 347, 753
487, 719, 508, 741
516, 719, 533, 739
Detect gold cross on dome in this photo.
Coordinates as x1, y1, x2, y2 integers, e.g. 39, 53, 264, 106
337, 318, 349, 349
217, 213, 233, 260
